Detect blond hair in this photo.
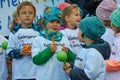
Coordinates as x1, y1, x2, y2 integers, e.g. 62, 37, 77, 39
62, 4, 79, 25
17, 1, 36, 16
10, 10, 18, 32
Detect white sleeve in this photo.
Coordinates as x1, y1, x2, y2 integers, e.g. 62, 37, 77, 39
84, 49, 105, 80
32, 37, 41, 57
6, 33, 20, 54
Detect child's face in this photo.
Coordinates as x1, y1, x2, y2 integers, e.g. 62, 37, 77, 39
18, 5, 36, 27
46, 20, 60, 32
78, 29, 84, 42
111, 22, 120, 33
67, 8, 81, 28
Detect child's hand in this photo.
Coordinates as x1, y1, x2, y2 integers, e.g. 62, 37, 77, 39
20, 47, 31, 56
63, 63, 71, 75
50, 43, 57, 52
63, 62, 71, 70
61, 44, 68, 54
20, 48, 28, 55
26, 50, 32, 58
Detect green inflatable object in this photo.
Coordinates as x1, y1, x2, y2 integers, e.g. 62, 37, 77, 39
2, 41, 8, 50
57, 51, 67, 63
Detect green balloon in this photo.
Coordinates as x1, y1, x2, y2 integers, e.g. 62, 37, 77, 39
2, 41, 8, 50
57, 51, 67, 63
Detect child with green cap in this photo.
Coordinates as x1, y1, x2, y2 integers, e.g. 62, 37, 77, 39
32, 6, 75, 80
63, 16, 111, 80
105, 8, 120, 80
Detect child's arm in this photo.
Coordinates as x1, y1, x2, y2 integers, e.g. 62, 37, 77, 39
63, 63, 90, 80
32, 47, 54, 65
61, 44, 76, 62
66, 49, 76, 62
7, 49, 23, 58
33, 43, 57, 65
105, 60, 120, 72
7, 33, 23, 59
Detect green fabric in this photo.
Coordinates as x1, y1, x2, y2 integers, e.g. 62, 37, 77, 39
40, 28, 63, 42
78, 16, 106, 41
43, 7, 62, 25
110, 8, 120, 28
33, 47, 54, 65
66, 49, 76, 62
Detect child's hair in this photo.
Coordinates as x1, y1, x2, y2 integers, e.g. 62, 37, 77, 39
62, 4, 79, 25
10, 10, 18, 32
37, 18, 44, 29
103, 20, 111, 27
17, 1, 36, 16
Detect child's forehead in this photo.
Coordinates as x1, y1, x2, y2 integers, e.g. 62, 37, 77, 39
71, 8, 80, 12
20, 5, 34, 10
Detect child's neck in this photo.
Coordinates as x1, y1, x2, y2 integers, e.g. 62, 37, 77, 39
21, 24, 32, 28
66, 24, 77, 30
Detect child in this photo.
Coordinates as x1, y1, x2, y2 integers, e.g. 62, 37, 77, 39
6, 1, 40, 80
0, 35, 8, 80
105, 8, 120, 80
63, 16, 111, 80
96, 0, 117, 48
60, 4, 81, 55
10, 10, 20, 32
32, 6, 76, 80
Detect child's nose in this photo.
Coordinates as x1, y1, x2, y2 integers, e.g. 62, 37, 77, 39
26, 12, 29, 16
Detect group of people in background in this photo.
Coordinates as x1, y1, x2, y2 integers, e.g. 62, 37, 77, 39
0, 0, 120, 80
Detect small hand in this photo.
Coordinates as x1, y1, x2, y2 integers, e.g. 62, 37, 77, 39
26, 50, 32, 58
50, 43, 57, 52
63, 62, 71, 70
63, 63, 71, 75
20, 48, 28, 55
61, 44, 68, 54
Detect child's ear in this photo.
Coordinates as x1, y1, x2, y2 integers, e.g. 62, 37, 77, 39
65, 15, 70, 22
81, 33, 85, 38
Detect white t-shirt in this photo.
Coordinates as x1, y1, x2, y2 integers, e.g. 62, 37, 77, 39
32, 35, 72, 80
61, 28, 82, 55
7, 28, 39, 80
0, 35, 8, 80
102, 27, 115, 48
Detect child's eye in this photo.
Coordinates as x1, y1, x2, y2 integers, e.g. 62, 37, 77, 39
20, 11, 34, 15
76, 14, 80, 16
20, 12, 26, 15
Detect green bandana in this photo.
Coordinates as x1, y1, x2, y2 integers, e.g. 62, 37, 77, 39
40, 29, 63, 42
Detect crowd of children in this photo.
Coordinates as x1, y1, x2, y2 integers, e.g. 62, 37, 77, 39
1, 0, 120, 80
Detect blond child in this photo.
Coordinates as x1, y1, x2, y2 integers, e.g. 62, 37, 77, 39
60, 4, 82, 55
6, 1, 40, 80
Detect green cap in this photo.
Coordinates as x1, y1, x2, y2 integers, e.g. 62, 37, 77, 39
78, 16, 106, 41
110, 8, 120, 28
